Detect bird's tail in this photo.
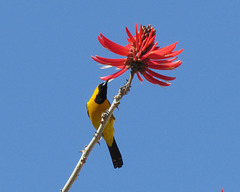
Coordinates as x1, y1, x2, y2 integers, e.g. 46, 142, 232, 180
107, 137, 123, 168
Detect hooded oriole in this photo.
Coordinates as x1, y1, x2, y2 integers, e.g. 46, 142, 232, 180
86, 80, 123, 168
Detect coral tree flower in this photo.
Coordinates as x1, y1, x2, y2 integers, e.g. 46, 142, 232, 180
92, 24, 183, 86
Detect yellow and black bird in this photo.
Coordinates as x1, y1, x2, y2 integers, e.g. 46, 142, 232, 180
86, 80, 123, 168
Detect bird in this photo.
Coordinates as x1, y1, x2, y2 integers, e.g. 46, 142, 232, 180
86, 79, 123, 168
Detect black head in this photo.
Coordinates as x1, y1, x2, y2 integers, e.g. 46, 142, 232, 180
95, 80, 109, 104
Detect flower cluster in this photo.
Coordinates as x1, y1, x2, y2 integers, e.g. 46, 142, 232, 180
92, 24, 183, 86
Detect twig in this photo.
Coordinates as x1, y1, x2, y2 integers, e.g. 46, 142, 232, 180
60, 70, 135, 192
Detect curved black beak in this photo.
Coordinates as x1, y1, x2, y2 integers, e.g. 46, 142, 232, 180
102, 79, 109, 86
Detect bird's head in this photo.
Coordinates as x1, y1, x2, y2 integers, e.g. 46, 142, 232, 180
95, 79, 109, 104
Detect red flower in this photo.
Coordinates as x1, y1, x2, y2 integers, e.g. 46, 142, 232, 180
92, 24, 183, 86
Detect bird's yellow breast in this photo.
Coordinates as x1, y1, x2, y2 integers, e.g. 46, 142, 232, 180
87, 93, 115, 146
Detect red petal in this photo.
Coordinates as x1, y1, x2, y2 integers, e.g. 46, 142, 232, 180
98, 34, 129, 56
141, 27, 154, 52
138, 38, 147, 54
149, 48, 183, 59
92, 56, 126, 67
165, 49, 183, 57
147, 60, 182, 70
145, 28, 154, 47
135, 24, 139, 51
125, 44, 132, 50
137, 38, 148, 58
140, 41, 158, 60
147, 57, 177, 64
143, 72, 171, 86
100, 67, 128, 80
146, 69, 176, 81
125, 27, 135, 44
150, 42, 178, 56
126, 38, 132, 44
139, 24, 143, 45
140, 30, 154, 54
147, 34, 156, 48
137, 72, 143, 82
140, 34, 156, 55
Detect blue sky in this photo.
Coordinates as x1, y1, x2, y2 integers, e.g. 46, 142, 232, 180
1, 1, 239, 191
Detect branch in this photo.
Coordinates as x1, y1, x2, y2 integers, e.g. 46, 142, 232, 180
61, 70, 135, 192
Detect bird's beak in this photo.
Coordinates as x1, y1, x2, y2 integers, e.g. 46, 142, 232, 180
103, 79, 109, 86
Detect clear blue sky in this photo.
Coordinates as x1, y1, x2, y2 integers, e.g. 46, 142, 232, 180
1, 1, 239, 191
